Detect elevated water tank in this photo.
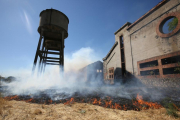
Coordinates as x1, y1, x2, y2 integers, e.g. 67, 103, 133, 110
38, 9, 69, 39
33, 8, 69, 72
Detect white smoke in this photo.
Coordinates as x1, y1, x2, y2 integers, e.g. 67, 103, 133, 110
65, 47, 98, 72
2, 47, 102, 96
1, 47, 171, 101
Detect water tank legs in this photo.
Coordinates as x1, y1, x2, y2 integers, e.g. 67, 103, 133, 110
60, 31, 64, 72
33, 31, 43, 71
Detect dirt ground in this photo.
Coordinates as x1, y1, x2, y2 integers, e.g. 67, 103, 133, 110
0, 100, 180, 120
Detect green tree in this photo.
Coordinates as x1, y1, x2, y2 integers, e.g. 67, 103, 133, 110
168, 17, 178, 32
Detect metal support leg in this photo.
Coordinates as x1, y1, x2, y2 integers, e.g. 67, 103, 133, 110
43, 49, 48, 72
60, 31, 64, 72
33, 33, 43, 71
39, 38, 45, 73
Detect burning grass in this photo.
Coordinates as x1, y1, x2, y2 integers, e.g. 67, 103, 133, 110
2, 87, 180, 119
4, 94, 178, 112
1, 100, 180, 120
0, 92, 180, 119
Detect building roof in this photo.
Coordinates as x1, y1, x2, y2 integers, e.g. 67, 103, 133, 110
114, 22, 131, 35
79, 61, 103, 71
103, 41, 118, 61
127, 0, 169, 30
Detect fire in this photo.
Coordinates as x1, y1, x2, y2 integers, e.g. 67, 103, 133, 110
92, 98, 98, 105
64, 98, 74, 105
48, 99, 52, 104
4, 95, 18, 100
26, 98, 33, 102
114, 103, 122, 109
92, 98, 101, 105
3, 94, 179, 112
133, 94, 162, 110
91, 97, 124, 110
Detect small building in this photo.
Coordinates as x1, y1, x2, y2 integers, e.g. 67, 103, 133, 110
78, 61, 103, 84
103, 0, 180, 87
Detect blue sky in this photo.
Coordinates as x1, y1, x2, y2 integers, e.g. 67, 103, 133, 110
0, 0, 162, 75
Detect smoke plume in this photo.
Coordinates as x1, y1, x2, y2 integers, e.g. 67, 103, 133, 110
1, 47, 175, 102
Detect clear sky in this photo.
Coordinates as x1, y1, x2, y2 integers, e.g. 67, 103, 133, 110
0, 0, 162, 76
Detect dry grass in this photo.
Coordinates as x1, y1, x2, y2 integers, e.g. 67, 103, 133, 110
34, 109, 42, 115
0, 93, 7, 115
0, 100, 179, 120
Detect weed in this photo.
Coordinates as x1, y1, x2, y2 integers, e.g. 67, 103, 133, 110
166, 103, 179, 118
162, 98, 179, 118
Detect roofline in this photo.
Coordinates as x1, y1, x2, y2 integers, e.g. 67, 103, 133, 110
127, 0, 169, 30
114, 22, 131, 35
79, 61, 103, 71
103, 42, 118, 61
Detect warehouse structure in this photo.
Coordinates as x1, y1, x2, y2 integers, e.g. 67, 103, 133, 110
103, 0, 180, 86
78, 61, 103, 84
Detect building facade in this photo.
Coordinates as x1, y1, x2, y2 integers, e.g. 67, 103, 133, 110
103, 0, 180, 87
78, 61, 103, 84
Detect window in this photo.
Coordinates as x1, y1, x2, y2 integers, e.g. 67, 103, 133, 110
140, 60, 158, 68
109, 67, 114, 79
161, 56, 180, 65
156, 12, 180, 38
140, 69, 159, 76
120, 35, 126, 77
162, 17, 178, 34
163, 67, 179, 75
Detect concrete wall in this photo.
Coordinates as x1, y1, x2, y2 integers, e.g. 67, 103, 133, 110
104, 45, 119, 79
103, 0, 180, 83
115, 25, 132, 74
125, 0, 180, 75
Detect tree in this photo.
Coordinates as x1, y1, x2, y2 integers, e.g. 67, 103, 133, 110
167, 17, 178, 32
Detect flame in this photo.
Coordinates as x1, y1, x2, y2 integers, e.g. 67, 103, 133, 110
48, 99, 52, 104
64, 98, 74, 105
26, 98, 33, 102
123, 105, 127, 111
98, 99, 101, 105
133, 94, 162, 110
92, 98, 98, 104
114, 103, 122, 109
92, 98, 102, 105
5, 94, 179, 111
104, 100, 112, 108
4, 95, 18, 100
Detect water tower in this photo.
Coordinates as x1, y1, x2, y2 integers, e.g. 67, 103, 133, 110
33, 8, 69, 72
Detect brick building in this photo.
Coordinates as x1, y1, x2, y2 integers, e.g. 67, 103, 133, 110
103, 0, 180, 87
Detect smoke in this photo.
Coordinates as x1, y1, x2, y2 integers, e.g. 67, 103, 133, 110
64, 47, 98, 72
2, 47, 176, 101
2, 47, 103, 97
